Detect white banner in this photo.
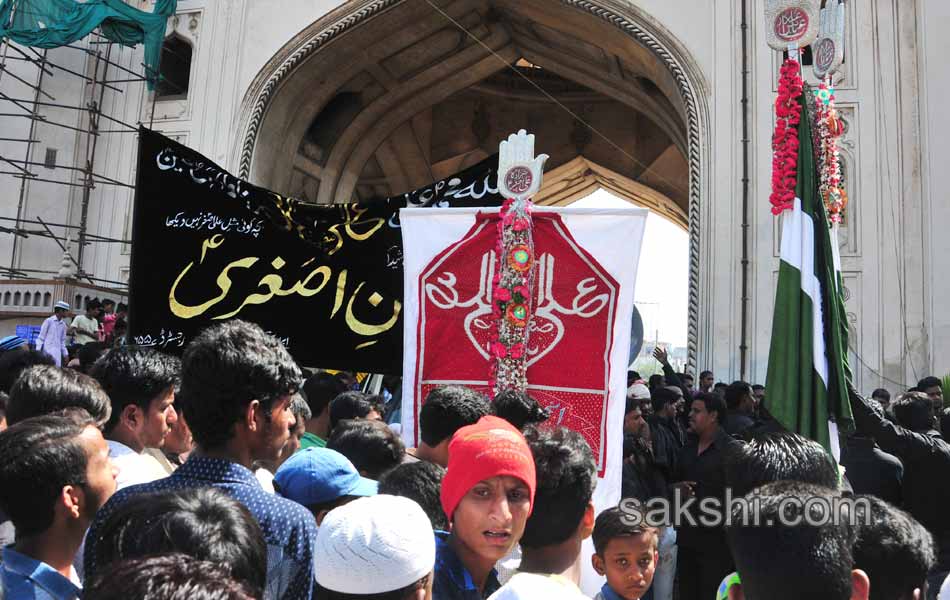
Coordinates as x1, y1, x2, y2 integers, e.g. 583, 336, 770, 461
400, 205, 646, 594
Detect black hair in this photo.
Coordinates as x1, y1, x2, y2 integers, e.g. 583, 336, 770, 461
90, 487, 266, 595
77, 342, 108, 374
0, 348, 55, 393
692, 392, 726, 425
315, 574, 431, 600
290, 393, 312, 422
91, 347, 181, 434
378, 461, 448, 530
116, 302, 128, 313
917, 376, 942, 392
681, 372, 694, 382
300, 495, 359, 517
725, 381, 752, 411
628, 371, 641, 381
725, 481, 854, 600
113, 317, 127, 331
492, 390, 549, 430
751, 384, 765, 392
7, 365, 111, 427
178, 320, 302, 450
418, 385, 490, 447
86, 298, 102, 311
699, 370, 713, 379
651, 386, 679, 414
647, 374, 665, 389
870, 388, 891, 401
84, 554, 256, 600
714, 382, 728, 390
302, 371, 349, 418
592, 507, 658, 556
892, 392, 935, 432
625, 396, 641, 415
521, 427, 596, 548
329, 391, 376, 432
102, 299, 116, 308
724, 431, 839, 497
327, 419, 404, 479
851, 495, 935, 600
0, 409, 96, 536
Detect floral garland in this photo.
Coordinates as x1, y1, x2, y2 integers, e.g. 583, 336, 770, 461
813, 77, 847, 224
489, 197, 535, 394
770, 59, 805, 215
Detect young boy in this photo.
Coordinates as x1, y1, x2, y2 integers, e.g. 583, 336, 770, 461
591, 507, 659, 600
434, 415, 536, 599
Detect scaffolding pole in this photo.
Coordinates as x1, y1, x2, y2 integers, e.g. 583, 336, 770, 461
0, 14, 167, 291
9, 47, 47, 272
76, 39, 113, 271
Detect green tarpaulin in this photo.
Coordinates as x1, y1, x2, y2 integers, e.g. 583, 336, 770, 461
0, 0, 177, 88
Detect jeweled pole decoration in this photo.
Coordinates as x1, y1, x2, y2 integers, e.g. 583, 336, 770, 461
814, 80, 846, 225
491, 130, 548, 394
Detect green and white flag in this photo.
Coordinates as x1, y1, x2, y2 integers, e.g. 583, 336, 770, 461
765, 94, 853, 460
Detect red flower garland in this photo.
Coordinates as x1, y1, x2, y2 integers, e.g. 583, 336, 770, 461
770, 59, 805, 215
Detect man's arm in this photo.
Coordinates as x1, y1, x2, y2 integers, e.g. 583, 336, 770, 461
653, 347, 691, 399
36, 318, 49, 351
848, 385, 938, 462
59, 321, 68, 357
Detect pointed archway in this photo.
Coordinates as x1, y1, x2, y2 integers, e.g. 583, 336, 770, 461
234, 0, 708, 370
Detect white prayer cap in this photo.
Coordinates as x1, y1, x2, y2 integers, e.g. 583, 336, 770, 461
314, 494, 435, 594
627, 382, 651, 400
54, 301, 70, 311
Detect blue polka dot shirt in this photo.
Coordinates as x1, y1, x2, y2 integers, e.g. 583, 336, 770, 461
83, 455, 318, 600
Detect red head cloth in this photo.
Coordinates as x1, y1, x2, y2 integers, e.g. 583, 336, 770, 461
440, 415, 537, 522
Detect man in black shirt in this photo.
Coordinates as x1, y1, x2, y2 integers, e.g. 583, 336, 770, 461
849, 387, 950, 599
647, 387, 685, 483
840, 433, 903, 506
673, 392, 739, 600
723, 381, 756, 436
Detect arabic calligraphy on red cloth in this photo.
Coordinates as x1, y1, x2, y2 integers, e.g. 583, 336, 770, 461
414, 212, 618, 475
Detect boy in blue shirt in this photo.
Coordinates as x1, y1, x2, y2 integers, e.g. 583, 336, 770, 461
591, 507, 659, 600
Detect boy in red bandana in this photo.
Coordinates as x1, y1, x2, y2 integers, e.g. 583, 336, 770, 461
434, 416, 536, 600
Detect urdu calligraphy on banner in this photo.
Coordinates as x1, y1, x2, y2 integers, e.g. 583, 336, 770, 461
129, 127, 502, 372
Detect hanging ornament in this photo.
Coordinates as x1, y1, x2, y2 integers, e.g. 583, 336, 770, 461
490, 130, 549, 395
507, 245, 533, 272
813, 78, 847, 225
813, 0, 846, 79
765, 0, 821, 52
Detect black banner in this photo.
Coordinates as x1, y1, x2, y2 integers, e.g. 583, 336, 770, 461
129, 128, 502, 373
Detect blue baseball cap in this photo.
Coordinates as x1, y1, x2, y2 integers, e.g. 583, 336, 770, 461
0, 335, 27, 352
273, 448, 377, 506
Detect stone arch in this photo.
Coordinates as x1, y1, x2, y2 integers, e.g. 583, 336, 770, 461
234, 0, 709, 370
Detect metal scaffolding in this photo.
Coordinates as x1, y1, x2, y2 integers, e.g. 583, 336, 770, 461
0, 8, 184, 292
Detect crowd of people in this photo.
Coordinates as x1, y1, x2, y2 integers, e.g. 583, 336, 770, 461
0, 307, 948, 600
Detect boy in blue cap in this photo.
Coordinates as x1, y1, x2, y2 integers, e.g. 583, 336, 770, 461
274, 447, 377, 525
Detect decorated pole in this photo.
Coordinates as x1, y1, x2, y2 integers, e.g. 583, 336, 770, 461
491, 130, 548, 394
764, 0, 854, 460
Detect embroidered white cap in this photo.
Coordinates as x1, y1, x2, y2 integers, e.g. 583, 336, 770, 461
627, 382, 651, 400
54, 301, 70, 311
314, 494, 435, 594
